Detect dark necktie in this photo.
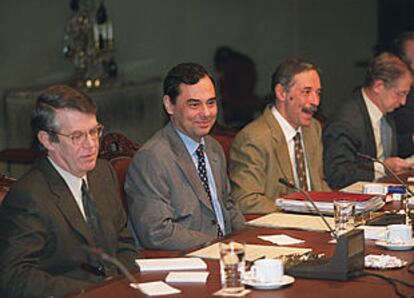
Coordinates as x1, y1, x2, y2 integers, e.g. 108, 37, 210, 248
380, 116, 392, 158
81, 180, 115, 276
195, 144, 223, 237
293, 132, 309, 191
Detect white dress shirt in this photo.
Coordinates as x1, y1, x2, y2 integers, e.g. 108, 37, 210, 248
48, 156, 87, 220
361, 88, 386, 178
271, 106, 311, 190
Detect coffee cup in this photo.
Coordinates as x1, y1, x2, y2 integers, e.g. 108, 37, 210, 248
250, 259, 283, 283
385, 224, 412, 244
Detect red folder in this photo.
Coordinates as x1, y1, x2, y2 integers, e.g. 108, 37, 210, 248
282, 191, 378, 202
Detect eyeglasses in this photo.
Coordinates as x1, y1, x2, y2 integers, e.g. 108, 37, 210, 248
51, 123, 104, 146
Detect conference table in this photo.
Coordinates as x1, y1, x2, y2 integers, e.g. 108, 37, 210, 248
68, 217, 414, 298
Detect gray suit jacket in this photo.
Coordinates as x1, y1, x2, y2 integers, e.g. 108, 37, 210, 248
125, 122, 245, 250
0, 157, 140, 298
323, 89, 397, 189
229, 105, 330, 214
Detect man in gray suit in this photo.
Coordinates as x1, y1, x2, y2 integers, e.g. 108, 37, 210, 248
125, 62, 245, 250
0, 85, 140, 298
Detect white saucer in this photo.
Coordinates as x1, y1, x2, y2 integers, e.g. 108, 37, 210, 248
242, 272, 294, 290
375, 240, 414, 251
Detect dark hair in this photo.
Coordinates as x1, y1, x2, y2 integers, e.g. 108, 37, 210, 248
31, 84, 97, 150
364, 52, 411, 88
270, 58, 320, 97
163, 62, 215, 104
392, 31, 414, 65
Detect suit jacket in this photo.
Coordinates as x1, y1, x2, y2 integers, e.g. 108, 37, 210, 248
323, 89, 398, 189
390, 87, 414, 158
125, 122, 245, 250
0, 157, 140, 298
229, 105, 330, 214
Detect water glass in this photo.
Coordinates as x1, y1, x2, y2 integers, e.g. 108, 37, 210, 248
219, 241, 245, 294
334, 200, 355, 235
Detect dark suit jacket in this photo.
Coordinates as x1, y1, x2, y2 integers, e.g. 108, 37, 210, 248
125, 122, 245, 250
0, 157, 140, 298
229, 105, 330, 214
390, 87, 414, 158
323, 89, 397, 189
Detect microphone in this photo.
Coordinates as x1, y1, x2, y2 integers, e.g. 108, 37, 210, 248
279, 177, 365, 281
82, 246, 138, 286
355, 151, 414, 197
278, 177, 338, 240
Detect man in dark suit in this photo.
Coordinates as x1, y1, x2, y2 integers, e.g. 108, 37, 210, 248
390, 31, 414, 158
0, 85, 140, 298
324, 53, 413, 189
125, 63, 245, 250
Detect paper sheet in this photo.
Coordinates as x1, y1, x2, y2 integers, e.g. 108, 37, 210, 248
258, 234, 305, 245
247, 212, 334, 232
358, 225, 386, 240
131, 281, 181, 296
135, 257, 207, 271
186, 243, 311, 262
165, 271, 209, 283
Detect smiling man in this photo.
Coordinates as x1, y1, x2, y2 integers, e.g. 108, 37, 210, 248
0, 85, 140, 298
229, 59, 330, 214
324, 52, 413, 189
125, 62, 244, 250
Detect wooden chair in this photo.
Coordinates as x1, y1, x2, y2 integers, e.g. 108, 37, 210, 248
210, 124, 239, 163
0, 174, 16, 205
99, 133, 140, 213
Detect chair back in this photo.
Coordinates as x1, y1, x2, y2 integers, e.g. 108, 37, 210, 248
99, 133, 140, 213
0, 174, 15, 205
210, 124, 239, 162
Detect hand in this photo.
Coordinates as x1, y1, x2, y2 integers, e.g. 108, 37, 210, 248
383, 157, 414, 175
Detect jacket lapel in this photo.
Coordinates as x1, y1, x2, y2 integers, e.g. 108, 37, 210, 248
165, 123, 215, 213
38, 157, 95, 245
263, 107, 295, 182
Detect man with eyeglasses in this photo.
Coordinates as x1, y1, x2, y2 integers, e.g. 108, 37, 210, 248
324, 52, 413, 189
228, 58, 331, 214
0, 85, 140, 298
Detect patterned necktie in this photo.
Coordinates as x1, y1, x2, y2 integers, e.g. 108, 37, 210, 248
81, 180, 115, 276
293, 132, 309, 191
195, 144, 223, 237
380, 116, 392, 158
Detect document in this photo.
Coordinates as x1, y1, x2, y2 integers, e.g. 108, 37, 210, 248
135, 257, 207, 271
187, 242, 311, 262
247, 212, 334, 231
340, 181, 414, 194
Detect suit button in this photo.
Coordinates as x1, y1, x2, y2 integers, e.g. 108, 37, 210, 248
211, 219, 217, 225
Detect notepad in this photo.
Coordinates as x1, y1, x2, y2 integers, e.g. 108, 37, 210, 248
135, 257, 207, 271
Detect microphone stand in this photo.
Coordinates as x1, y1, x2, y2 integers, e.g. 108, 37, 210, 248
278, 178, 338, 240
83, 246, 139, 286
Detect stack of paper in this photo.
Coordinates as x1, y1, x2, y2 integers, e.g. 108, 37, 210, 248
275, 191, 384, 215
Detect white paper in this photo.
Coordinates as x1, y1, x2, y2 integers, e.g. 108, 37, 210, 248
187, 243, 311, 262
132, 281, 181, 296
258, 234, 305, 245
341, 181, 414, 194
247, 212, 334, 231
135, 257, 207, 272
358, 225, 386, 240
165, 271, 209, 283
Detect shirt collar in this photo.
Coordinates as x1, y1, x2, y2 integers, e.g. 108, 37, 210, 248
271, 105, 302, 142
362, 88, 383, 123
47, 156, 87, 187
174, 127, 205, 156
